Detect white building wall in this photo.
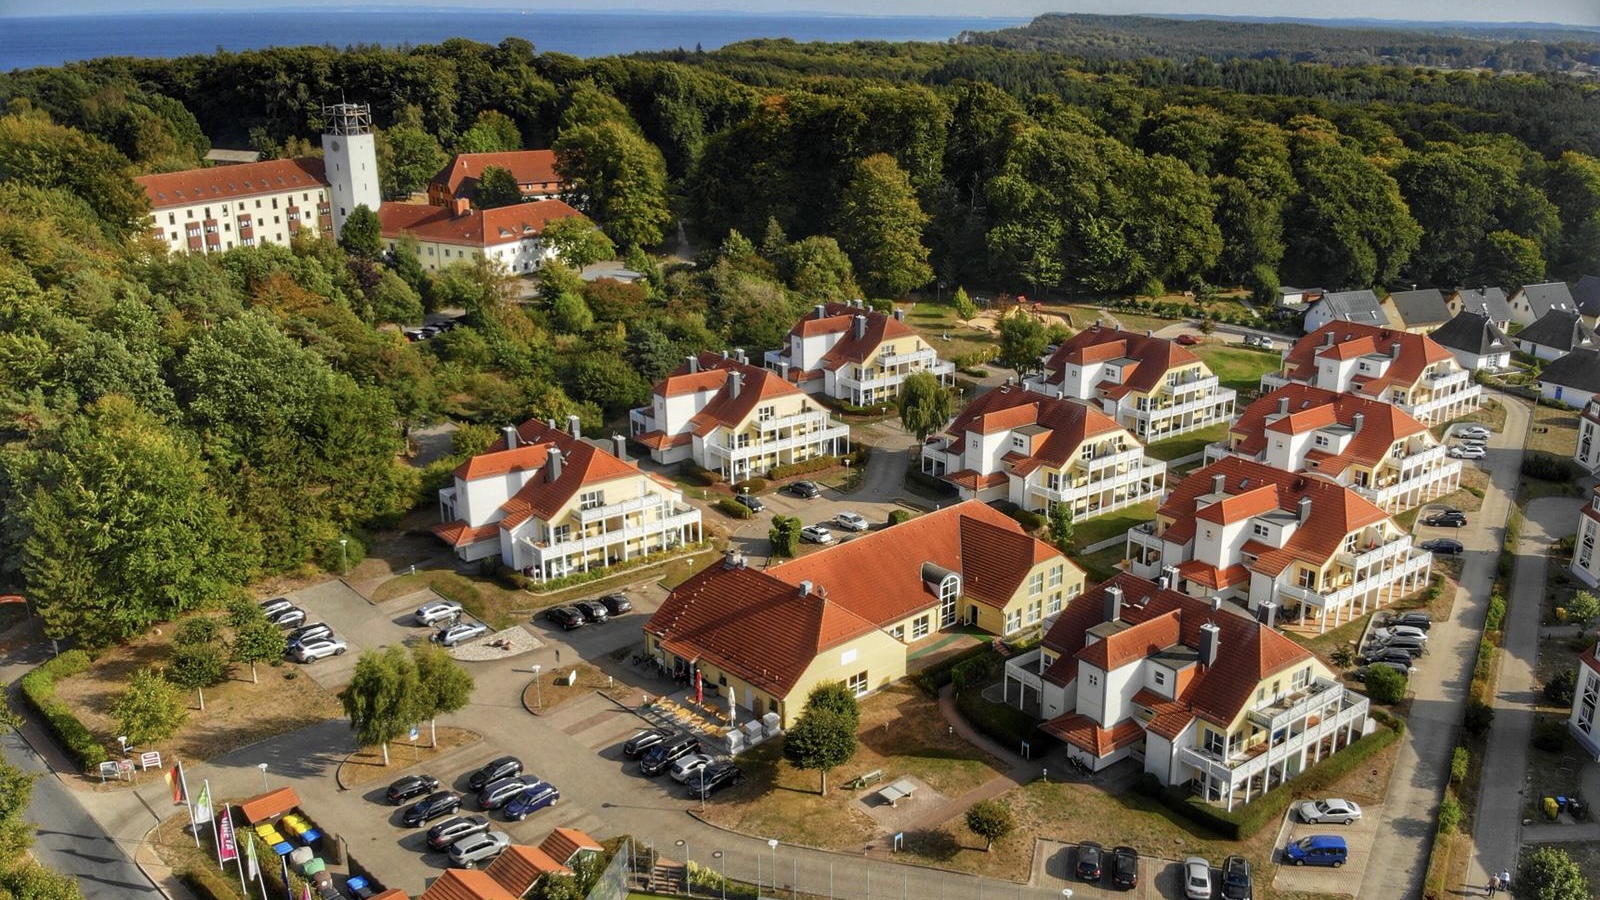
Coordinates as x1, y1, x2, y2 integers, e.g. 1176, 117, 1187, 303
1572, 513, 1600, 588
1569, 661, 1600, 760
148, 188, 328, 255
1101, 662, 1144, 726
458, 471, 535, 527
1541, 381, 1597, 409
1076, 664, 1108, 724
1578, 414, 1600, 473
975, 431, 1011, 476
322, 130, 380, 237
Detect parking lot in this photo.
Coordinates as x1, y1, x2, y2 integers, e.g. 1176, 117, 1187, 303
1271, 803, 1380, 893
720, 477, 925, 562
1032, 840, 1190, 899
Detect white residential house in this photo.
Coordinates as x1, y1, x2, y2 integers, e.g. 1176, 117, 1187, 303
1427, 311, 1513, 373
1509, 281, 1578, 328
432, 417, 703, 582
629, 350, 849, 481
1261, 321, 1481, 425
1577, 399, 1600, 475
763, 300, 954, 407
1538, 349, 1600, 409
1569, 635, 1600, 761
379, 198, 584, 275
1302, 289, 1386, 334
1572, 486, 1600, 589
919, 385, 1166, 519
1513, 309, 1598, 362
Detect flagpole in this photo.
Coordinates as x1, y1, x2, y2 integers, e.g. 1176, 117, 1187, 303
231, 807, 247, 896
207, 780, 224, 869
178, 760, 199, 848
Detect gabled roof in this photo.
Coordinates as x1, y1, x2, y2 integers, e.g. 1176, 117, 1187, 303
1038, 324, 1203, 395
666, 352, 808, 437
539, 828, 603, 865
486, 844, 571, 895
937, 385, 1127, 470
135, 158, 327, 209
1280, 322, 1454, 397
1040, 573, 1312, 731
418, 870, 519, 900
1429, 311, 1513, 356
1157, 457, 1391, 576
1040, 713, 1145, 755
454, 444, 551, 480
1516, 309, 1598, 354
785, 302, 918, 372
379, 200, 583, 248
1573, 276, 1600, 318
1075, 610, 1180, 671
1515, 281, 1577, 318
1312, 289, 1385, 326
238, 787, 300, 825
432, 150, 561, 200
1452, 286, 1514, 323
448, 419, 645, 532
1230, 384, 1428, 475
1385, 289, 1451, 329
430, 521, 500, 549
1540, 349, 1600, 394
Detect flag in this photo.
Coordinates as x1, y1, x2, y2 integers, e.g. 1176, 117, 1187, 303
194, 781, 213, 823
166, 762, 186, 806
246, 831, 259, 882
217, 806, 239, 863
695, 669, 703, 706
300, 883, 312, 900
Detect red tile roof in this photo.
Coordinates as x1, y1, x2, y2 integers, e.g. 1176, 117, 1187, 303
379, 199, 583, 248
676, 353, 806, 437
1040, 713, 1146, 755
937, 385, 1126, 470
136, 158, 327, 209
418, 870, 519, 900
943, 470, 1010, 492
369, 892, 409, 900
486, 844, 571, 895
432, 150, 561, 200
1076, 610, 1181, 671
1042, 573, 1312, 732
454, 444, 551, 480
539, 828, 604, 865
633, 430, 692, 452
1038, 325, 1202, 394
1582, 640, 1600, 676
492, 420, 641, 530
1231, 384, 1428, 475
1176, 560, 1250, 590
785, 302, 919, 372
1194, 485, 1281, 526
1279, 322, 1454, 398
430, 521, 501, 548
238, 787, 299, 825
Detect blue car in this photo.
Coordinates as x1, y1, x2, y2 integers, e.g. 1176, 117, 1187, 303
503, 783, 560, 821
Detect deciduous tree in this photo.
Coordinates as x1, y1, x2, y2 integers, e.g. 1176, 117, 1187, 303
339, 647, 421, 766
997, 307, 1048, 378
167, 642, 227, 711
1048, 503, 1074, 552
111, 668, 187, 746
965, 799, 1015, 851
555, 120, 672, 249
231, 618, 287, 685
339, 205, 382, 259
769, 515, 802, 558
897, 370, 954, 443
413, 644, 475, 747
837, 154, 932, 298
952, 286, 977, 322
781, 705, 857, 794
474, 165, 522, 210
1515, 846, 1589, 900
542, 215, 616, 269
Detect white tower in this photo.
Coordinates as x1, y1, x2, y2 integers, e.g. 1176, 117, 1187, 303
320, 102, 381, 239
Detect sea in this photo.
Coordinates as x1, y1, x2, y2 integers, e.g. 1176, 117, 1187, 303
0, 8, 1029, 71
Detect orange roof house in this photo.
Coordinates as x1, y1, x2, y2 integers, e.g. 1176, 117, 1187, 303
538, 828, 604, 866
1124, 457, 1430, 633
1262, 321, 1481, 425
418, 870, 518, 900
238, 787, 300, 825
763, 300, 954, 406
485, 844, 572, 897
428, 150, 565, 207
378, 199, 584, 276
134, 157, 335, 254
432, 417, 702, 583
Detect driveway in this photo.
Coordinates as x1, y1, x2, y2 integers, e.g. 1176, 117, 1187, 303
1273, 806, 1380, 893
284, 581, 426, 689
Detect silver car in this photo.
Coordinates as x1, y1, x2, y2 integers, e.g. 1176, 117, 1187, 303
291, 636, 347, 663
447, 830, 510, 868
1184, 856, 1213, 899
432, 620, 487, 647
477, 775, 542, 810
415, 600, 463, 627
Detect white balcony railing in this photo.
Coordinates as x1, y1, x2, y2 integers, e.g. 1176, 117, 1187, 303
1083, 447, 1146, 472
1133, 387, 1236, 423
1261, 372, 1291, 391
1246, 677, 1343, 731
1165, 374, 1221, 398
1395, 444, 1448, 475
530, 509, 701, 562
574, 492, 667, 525
1276, 550, 1431, 610
1004, 649, 1046, 695
757, 409, 835, 433
881, 346, 939, 368
1403, 384, 1483, 423
708, 424, 851, 461
1180, 693, 1369, 784
1354, 459, 1462, 509
1423, 369, 1471, 392
1342, 536, 1412, 570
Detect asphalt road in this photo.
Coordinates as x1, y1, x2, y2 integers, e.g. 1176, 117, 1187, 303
0, 726, 161, 900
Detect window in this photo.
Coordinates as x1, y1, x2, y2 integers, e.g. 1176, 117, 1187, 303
912, 616, 930, 640
1204, 730, 1225, 755
1579, 675, 1597, 732
890, 625, 905, 641
204, 206, 211, 218
1005, 609, 1022, 632
1047, 472, 1062, 491
1087, 673, 1099, 687
1314, 434, 1330, 448
1154, 670, 1166, 686
271, 198, 278, 209
1345, 533, 1359, 552
847, 671, 868, 697
1293, 667, 1311, 689
167, 213, 175, 225
579, 490, 603, 511
255, 200, 262, 209
1049, 565, 1064, 588
1030, 572, 1044, 595
1047, 592, 1063, 615
1081, 444, 1094, 460
551, 524, 571, 544
1026, 600, 1041, 624
1012, 435, 1027, 451
1299, 568, 1317, 589
733, 433, 750, 450
1253, 523, 1270, 538
758, 405, 775, 422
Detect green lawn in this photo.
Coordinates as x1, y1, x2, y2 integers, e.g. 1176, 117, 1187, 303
900, 299, 998, 364
1193, 344, 1283, 395
1145, 422, 1228, 462
1071, 501, 1157, 550
1072, 545, 1127, 583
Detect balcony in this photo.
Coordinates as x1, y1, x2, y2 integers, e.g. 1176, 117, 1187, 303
1180, 692, 1369, 784
1276, 549, 1431, 611
1246, 677, 1344, 732
880, 346, 939, 368
1395, 444, 1448, 475
1403, 383, 1483, 423
574, 492, 668, 524
629, 407, 654, 433
1340, 536, 1413, 570
706, 424, 851, 461
757, 409, 836, 433
529, 509, 701, 562
1003, 649, 1046, 695
1260, 371, 1291, 391
764, 349, 787, 369
1166, 374, 1221, 398
1132, 387, 1237, 423
1423, 369, 1471, 392
1353, 458, 1462, 510
1083, 447, 1146, 472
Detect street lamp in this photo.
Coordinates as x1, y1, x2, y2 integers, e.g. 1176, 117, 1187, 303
339, 538, 349, 576
767, 839, 778, 897
257, 762, 269, 792
530, 665, 543, 710
676, 840, 692, 898
117, 735, 128, 757
712, 851, 725, 900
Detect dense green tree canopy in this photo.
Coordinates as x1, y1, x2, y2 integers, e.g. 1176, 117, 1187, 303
837, 154, 933, 298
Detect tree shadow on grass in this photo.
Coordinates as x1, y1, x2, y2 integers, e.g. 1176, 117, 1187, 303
901, 827, 963, 861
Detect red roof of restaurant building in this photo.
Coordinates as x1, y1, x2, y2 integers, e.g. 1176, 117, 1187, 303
417, 870, 518, 900
539, 828, 604, 865
432, 150, 561, 199
136, 158, 328, 209
485, 844, 572, 896
379, 199, 582, 248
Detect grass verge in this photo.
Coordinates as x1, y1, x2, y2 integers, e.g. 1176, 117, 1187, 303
1070, 502, 1158, 550
1192, 345, 1283, 396
1145, 423, 1229, 462
336, 725, 479, 787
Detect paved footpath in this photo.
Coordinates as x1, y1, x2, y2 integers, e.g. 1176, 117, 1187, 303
1468, 491, 1584, 893
1358, 393, 1529, 900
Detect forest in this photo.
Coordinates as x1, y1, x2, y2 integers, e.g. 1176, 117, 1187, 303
962, 13, 1600, 73
0, 35, 1598, 652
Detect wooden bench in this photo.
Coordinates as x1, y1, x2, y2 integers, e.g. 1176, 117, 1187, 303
847, 769, 884, 790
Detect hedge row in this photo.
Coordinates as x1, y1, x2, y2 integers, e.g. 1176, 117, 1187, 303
1522, 451, 1586, 483
1140, 719, 1403, 840
732, 478, 769, 494
18, 649, 105, 770
770, 456, 839, 480
679, 462, 723, 487
955, 685, 1040, 749
905, 465, 957, 496
914, 643, 997, 695
714, 498, 753, 520
530, 542, 709, 594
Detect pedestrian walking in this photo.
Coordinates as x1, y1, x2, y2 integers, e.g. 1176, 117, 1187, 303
1487, 874, 1500, 896
555, 648, 561, 665
1500, 869, 1511, 893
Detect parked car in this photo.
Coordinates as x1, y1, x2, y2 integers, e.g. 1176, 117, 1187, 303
401, 791, 462, 828
598, 594, 633, 616
266, 606, 307, 628
1175, 333, 1201, 346
259, 597, 294, 617
1284, 834, 1348, 867
1184, 856, 1213, 900
504, 784, 560, 821
432, 621, 488, 647
734, 492, 765, 512
385, 774, 440, 805
1076, 841, 1104, 880
685, 761, 743, 797
467, 756, 523, 792
291, 636, 348, 663
477, 775, 543, 811
448, 831, 510, 869
1419, 538, 1464, 555
425, 815, 490, 850
640, 734, 701, 776
784, 481, 821, 499
1353, 662, 1414, 681
1297, 798, 1363, 825
1449, 445, 1486, 460
1372, 635, 1426, 656
1112, 846, 1139, 889
1423, 510, 1468, 527
1361, 648, 1419, 667
544, 606, 586, 630
1389, 612, 1433, 630
1455, 425, 1491, 440
834, 511, 870, 532
285, 622, 334, 650
668, 753, 717, 783
1220, 855, 1253, 900
415, 600, 463, 627
573, 600, 609, 624
623, 729, 671, 758
800, 524, 836, 545
1373, 625, 1428, 643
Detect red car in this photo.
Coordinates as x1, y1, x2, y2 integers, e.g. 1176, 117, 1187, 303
1174, 334, 1200, 346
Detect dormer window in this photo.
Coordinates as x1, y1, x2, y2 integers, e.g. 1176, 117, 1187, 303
1252, 523, 1270, 538
1013, 435, 1027, 452
1314, 434, 1330, 448
1154, 670, 1166, 686
758, 405, 776, 421
1081, 444, 1094, 460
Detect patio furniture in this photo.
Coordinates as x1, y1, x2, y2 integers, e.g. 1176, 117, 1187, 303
877, 779, 918, 807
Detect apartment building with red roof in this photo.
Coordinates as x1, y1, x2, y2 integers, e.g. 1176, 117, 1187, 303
427, 150, 565, 207
1125, 458, 1429, 633
1572, 486, 1600, 590
1210, 384, 1461, 513
1569, 634, 1600, 761
644, 501, 1084, 725
1024, 323, 1236, 442
763, 301, 954, 406
919, 384, 1165, 520
433, 417, 701, 582
136, 157, 334, 254
379, 198, 585, 276
1261, 321, 1481, 425
1002, 573, 1368, 808
629, 350, 849, 481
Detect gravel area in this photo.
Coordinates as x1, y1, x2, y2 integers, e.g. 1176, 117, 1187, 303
450, 624, 545, 661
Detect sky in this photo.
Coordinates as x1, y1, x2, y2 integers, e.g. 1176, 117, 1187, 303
7, 0, 1599, 26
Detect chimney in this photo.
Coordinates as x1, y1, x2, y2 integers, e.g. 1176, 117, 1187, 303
1256, 602, 1279, 629
502, 425, 518, 450
798, 579, 814, 598
1212, 473, 1226, 495
1278, 396, 1290, 415
687, 355, 699, 374
723, 547, 746, 569
727, 370, 742, 400
567, 414, 581, 439
780, 360, 791, 381
1390, 342, 1401, 360
893, 308, 905, 322
735, 347, 748, 364
1162, 565, 1180, 590
546, 447, 563, 483
1102, 585, 1124, 623
853, 315, 867, 341
547, 418, 556, 430
1324, 332, 1335, 347
815, 304, 828, 320
452, 196, 470, 218
611, 433, 628, 463
1199, 622, 1221, 667
1352, 412, 1365, 433
1297, 496, 1312, 523
1146, 329, 1154, 338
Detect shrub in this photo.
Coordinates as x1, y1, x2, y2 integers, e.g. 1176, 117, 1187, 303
955, 688, 1039, 749
1486, 595, 1507, 632
318, 531, 367, 574
951, 654, 996, 690
733, 478, 769, 494
1451, 746, 1469, 784
1534, 719, 1569, 752
1364, 665, 1408, 704
1438, 795, 1462, 835
18, 649, 105, 770
1544, 668, 1578, 706
714, 498, 754, 520
887, 509, 912, 526
906, 464, 957, 496
1011, 508, 1046, 531
1474, 639, 1497, 682
1464, 699, 1495, 736
769, 456, 839, 480
1522, 452, 1586, 482
915, 644, 996, 694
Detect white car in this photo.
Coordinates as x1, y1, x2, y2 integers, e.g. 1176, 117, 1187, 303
668, 753, 717, 783
291, 635, 348, 663
1297, 798, 1363, 825
1373, 625, 1428, 643
1449, 445, 1486, 460
1455, 425, 1491, 441
448, 830, 510, 868
834, 511, 870, 532
415, 600, 463, 627
800, 525, 836, 545
1183, 856, 1213, 899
